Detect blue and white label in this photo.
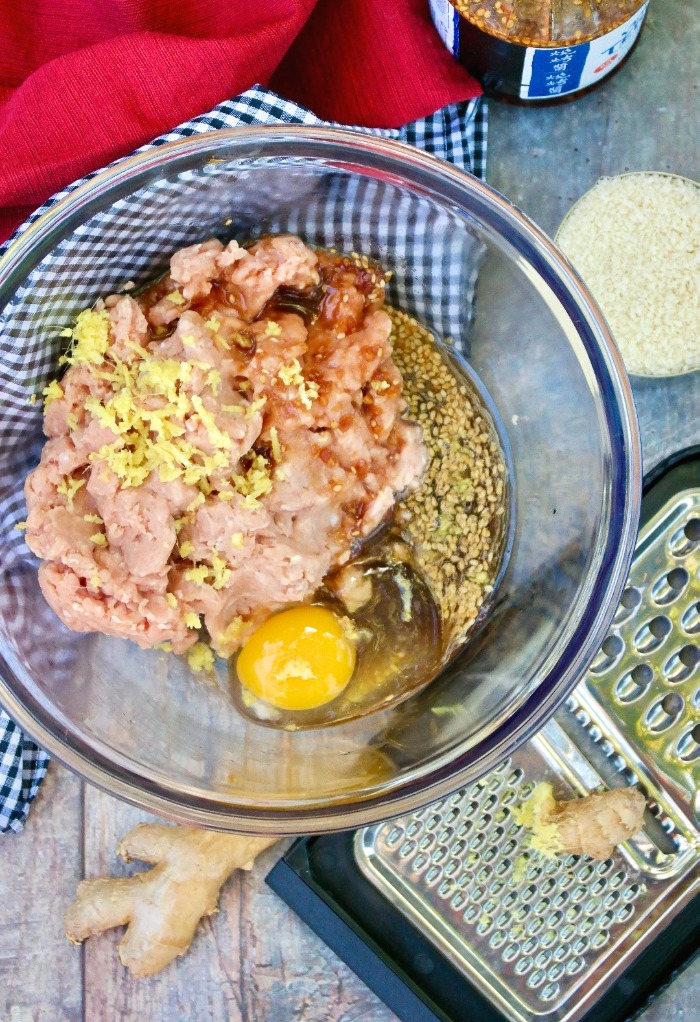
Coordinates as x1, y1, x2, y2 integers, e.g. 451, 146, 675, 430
520, 2, 648, 99
429, 0, 460, 57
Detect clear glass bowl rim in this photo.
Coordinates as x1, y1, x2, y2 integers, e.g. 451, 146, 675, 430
0, 126, 641, 833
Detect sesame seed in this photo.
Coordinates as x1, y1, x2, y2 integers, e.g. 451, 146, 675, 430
388, 306, 508, 652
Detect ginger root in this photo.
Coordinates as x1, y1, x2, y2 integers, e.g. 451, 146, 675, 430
64, 824, 278, 977
513, 783, 646, 860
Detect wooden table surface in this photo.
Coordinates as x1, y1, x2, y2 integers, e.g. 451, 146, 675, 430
2, 2, 698, 1019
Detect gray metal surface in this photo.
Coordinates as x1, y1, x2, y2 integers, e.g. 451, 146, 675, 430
356, 486, 699, 1022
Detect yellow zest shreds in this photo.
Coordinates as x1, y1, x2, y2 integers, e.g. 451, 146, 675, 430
83, 514, 103, 524
90, 532, 107, 547
222, 403, 245, 416
214, 616, 243, 651
84, 350, 234, 491
230, 532, 244, 548
187, 642, 215, 673
205, 316, 220, 333
42, 380, 64, 407
183, 553, 232, 591
269, 426, 282, 462
209, 553, 232, 590
190, 395, 231, 450
154, 641, 173, 652
184, 611, 201, 629
179, 541, 194, 558
186, 492, 206, 512
245, 396, 267, 419
66, 414, 79, 431
184, 565, 209, 585
59, 327, 73, 339
165, 290, 186, 306
174, 515, 192, 533
207, 368, 221, 393
371, 380, 391, 392
90, 571, 101, 588
27, 393, 37, 405
125, 339, 150, 359
14, 521, 27, 531
218, 490, 234, 501
277, 359, 319, 409
277, 359, 304, 386
165, 593, 178, 609
182, 334, 196, 348
60, 309, 111, 366
265, 321, 282, 337
231, 454, 273, 508
57, 475, 86, 512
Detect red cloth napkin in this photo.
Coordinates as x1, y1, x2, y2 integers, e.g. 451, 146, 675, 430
0, 0, 479, 245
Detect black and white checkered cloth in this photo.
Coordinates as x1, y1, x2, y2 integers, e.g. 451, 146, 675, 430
0, 84, 487, 832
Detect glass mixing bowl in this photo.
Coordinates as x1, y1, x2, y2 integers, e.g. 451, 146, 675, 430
0, 128, 640, 833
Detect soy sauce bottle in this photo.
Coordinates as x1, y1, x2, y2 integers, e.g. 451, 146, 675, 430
429, 0, 649, 103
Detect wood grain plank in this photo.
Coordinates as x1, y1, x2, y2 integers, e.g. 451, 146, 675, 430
0, 764, 83, 1022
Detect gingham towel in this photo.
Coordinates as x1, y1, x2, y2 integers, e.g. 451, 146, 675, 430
0, 84, 487, 833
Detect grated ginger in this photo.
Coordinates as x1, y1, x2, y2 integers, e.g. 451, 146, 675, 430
42, 379, 64, 408
186, 642, 215, 673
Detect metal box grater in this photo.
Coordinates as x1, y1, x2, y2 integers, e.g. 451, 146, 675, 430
268, 455, 699, 1022
355, 485, 699, 1022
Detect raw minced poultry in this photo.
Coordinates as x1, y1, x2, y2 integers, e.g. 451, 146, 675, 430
23, 232, 507, 706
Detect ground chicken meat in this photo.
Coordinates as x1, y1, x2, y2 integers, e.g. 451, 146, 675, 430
25, 236, 427, 660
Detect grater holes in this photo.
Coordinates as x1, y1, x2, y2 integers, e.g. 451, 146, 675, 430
668, 519, 700, 556
589, 634, 624, 674
540, 982, 561, 1002
591, 929, 611, 950
514, 956, 533, 976
525, 916, 545, 936
546, 962, 565, 981
566, 956, 586, 976
489, 929, 508, 950
385, 826, 403, 847
527, 968, 547, 989
645, 693, 684, 732
615, 903, 636, 924
540, 928, 558, 949
633, 615, 672, 653
613, 588, 641, 625
651, 567, 689, 605
615, 663, 653, 702
621, 585, 642, 610
681, 602, 700, 635
577, 915, 597, 935
425, 866, 442, 886
664, 644, 699, 683
676, 724, 700, 762
502, 943, 519, 963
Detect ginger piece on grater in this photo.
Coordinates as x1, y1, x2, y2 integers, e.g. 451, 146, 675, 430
513, 783, 646, 860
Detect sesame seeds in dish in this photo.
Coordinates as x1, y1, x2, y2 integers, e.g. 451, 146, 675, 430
556, 173, 700, 377
24, 234, 510, 725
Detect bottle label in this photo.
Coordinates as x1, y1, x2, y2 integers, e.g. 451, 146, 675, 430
429, 0, 460, 57
520, 2, 649, 99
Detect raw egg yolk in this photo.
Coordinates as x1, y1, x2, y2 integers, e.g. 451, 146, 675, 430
236, 606, 356, 711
